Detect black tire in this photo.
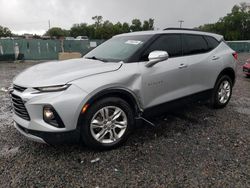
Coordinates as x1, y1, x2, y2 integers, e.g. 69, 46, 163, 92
80, 97, 134, 150
210, 75, 233, 109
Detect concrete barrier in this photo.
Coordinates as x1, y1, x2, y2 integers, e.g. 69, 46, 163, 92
58, 52, 82, 60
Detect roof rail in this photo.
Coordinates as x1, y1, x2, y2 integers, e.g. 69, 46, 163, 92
163, 27, 203, 32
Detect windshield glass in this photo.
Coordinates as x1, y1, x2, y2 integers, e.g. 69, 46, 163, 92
85, 35, 152, 62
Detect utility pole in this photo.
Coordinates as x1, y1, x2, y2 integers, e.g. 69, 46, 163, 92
48, 20, 51, 30
178, 20, 184, 28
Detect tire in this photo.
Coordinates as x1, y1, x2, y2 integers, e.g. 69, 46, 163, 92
80, 97, 134, 150
210, 75, 233, 109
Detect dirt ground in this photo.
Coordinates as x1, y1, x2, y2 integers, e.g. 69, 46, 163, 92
0, 55, 249, 188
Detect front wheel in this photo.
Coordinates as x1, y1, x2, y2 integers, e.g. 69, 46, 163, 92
80, 97, 134, 150
210, 75, 233, 109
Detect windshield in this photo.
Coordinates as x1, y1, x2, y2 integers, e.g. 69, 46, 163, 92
85, 35, 152, 62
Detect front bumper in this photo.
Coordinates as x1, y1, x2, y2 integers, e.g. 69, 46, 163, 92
14, 122, 46, 143
15, 122, 80, 144
11, 84, 88, 143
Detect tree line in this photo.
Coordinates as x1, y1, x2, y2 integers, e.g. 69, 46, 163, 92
45, 16, 154, 39
198, 2, 250, 40
1, 2, 250, 40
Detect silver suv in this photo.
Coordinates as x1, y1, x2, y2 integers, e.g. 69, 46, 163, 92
11, 28, 237, 149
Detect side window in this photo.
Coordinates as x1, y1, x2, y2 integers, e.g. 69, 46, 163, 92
204, 36, 220, 50
141, 34, 182, 60
183, 35, 209, 55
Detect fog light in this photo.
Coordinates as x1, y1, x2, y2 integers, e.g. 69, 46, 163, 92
44, 107, 55, 119
43, 105, 65, 128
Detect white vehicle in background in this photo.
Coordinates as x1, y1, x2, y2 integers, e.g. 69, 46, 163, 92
75, 36, 89, 40
65, 37, 75, 40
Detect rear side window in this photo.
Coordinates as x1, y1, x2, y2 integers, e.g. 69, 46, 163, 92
204, 36, 220, 50
183, 35, 209, 55
141, 34, 182, 60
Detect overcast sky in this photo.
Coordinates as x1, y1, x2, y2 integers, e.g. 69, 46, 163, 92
0, 0, 246, 35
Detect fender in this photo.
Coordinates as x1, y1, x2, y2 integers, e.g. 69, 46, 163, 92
85, 87, 143, 114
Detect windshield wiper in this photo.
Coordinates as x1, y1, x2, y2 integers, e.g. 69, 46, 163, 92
85, 56, 108, 62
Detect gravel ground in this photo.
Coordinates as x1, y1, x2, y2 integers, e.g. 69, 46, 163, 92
0, 55, 250, 188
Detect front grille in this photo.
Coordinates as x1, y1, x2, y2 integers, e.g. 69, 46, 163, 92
13, 84, 27, 92
11, 94, 30, 121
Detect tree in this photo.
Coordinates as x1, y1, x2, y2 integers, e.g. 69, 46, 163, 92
70, 23, 89, 38
143, 20, 150, 30
101, 21, 114, 39
122, 22, 130, 33
148, 18, 155, 30
199, 2, 250, 40
45, 27, 69, 38
0, 26, 12, 37
69, 17, 155, 39
92, 16, 103, 28
130, 19, 142, 32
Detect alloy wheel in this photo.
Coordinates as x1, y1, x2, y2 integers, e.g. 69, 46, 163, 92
90, 106, 128, 144
218, 80, 231, 104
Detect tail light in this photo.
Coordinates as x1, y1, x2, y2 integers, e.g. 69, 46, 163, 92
232, 52, 238, 60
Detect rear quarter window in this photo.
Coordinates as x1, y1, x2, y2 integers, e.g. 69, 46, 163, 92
183, 35, 209, 55
204, 36, 220, 50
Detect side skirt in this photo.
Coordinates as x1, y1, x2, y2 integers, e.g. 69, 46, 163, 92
141, 89, 213, 119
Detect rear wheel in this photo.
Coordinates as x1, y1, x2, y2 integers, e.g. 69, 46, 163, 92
80, 97, 134, 150
210, 75, 233, 109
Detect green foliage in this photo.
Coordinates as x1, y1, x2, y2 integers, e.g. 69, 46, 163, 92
199, 2, 250, 40
45, 27, 69, 38
130, 19, 142, 32
0, 26, 12, 37
68, 17, 155, 39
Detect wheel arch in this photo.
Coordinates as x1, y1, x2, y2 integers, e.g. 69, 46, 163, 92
216, 67, 236, 86
76, 88, 143, 129
88, 88, 142, 113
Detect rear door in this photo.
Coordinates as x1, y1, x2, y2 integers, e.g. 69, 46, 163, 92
182, 34, 221, 93
139, 34, 191, 109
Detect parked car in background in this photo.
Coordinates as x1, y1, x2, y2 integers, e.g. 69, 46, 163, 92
243, 59, 250, 77
10, 28, 237, 150
65, 37, 75, 40
75, 36, 89, 40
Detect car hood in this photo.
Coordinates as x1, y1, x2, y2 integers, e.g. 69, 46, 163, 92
13, 58, 122, 87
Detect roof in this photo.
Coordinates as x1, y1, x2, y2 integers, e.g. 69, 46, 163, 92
116, 29, 223, 41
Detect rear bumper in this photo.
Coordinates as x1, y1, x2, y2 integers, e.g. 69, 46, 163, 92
243, 66, 250, 75
14, 122, 80, 145
243, 63, 250, 75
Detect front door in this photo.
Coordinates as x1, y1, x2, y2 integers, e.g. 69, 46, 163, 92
139, 34, 191, 109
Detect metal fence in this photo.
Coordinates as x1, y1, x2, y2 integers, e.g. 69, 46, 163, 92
227, 41, 250, 53
0, 39, 249, 61
0, 39, 105, 61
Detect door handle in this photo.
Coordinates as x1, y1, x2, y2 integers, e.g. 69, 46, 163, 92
212, 56, 220, 60
179, 64, 188, 69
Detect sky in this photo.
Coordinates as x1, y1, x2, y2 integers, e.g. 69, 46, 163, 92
0, 0, 247, 35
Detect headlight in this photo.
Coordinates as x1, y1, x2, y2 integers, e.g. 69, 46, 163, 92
35, 84, 71, 92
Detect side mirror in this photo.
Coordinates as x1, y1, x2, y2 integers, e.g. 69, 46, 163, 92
145, 51, 169, 67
